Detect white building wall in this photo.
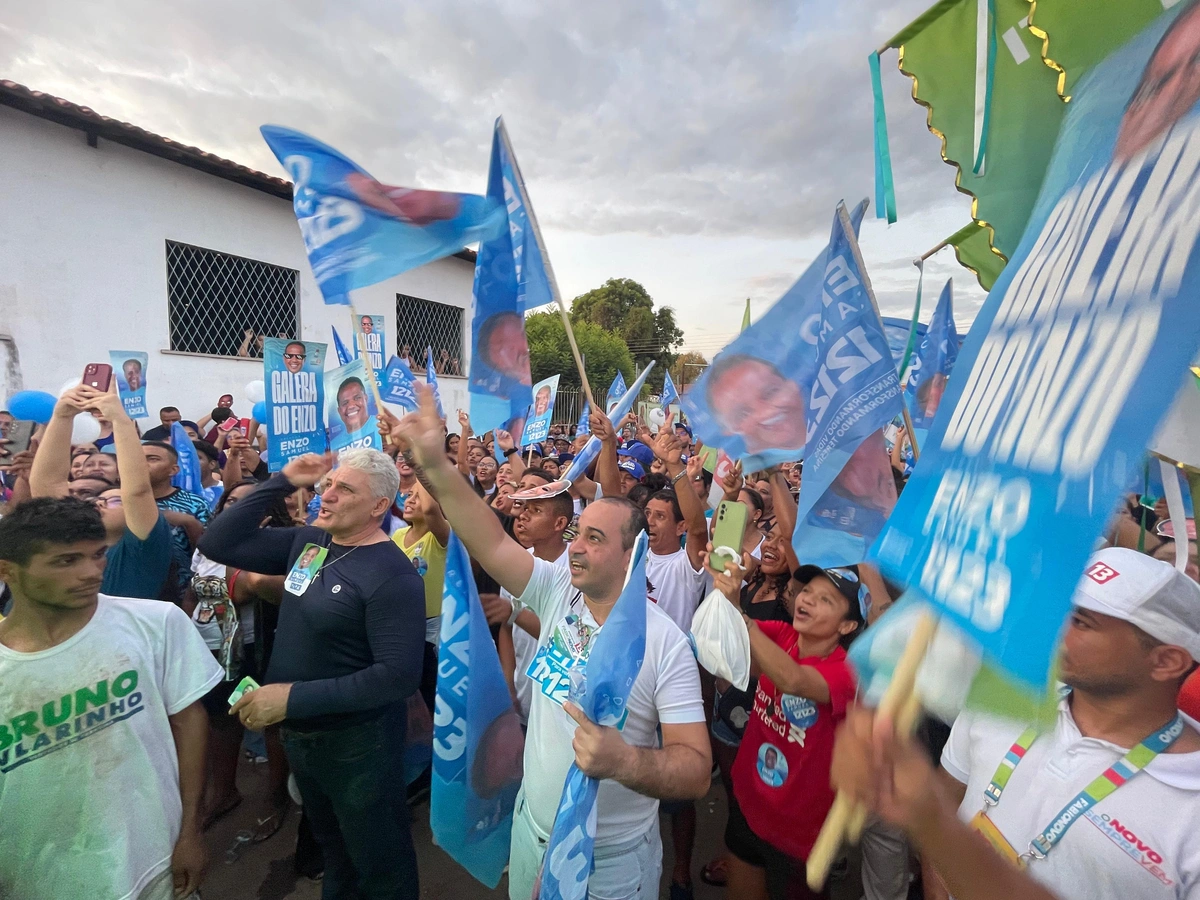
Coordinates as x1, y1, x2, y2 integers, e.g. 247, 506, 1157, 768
0, 104, 474, 425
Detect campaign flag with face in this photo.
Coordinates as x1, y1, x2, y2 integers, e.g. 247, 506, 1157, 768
681, 201, 868, 472
426, 347, 445, 420
263, 338, 328, 471
865, 3, 1200, 711
538, 531, 649, 900
109, 350, 149, 419
469, 119, 554, 433
791, 204, 904, 569
430, 532, 525, 887
331, 326, 354, 366
521, 375, 560, 447
381, 355, 420, 412
260, 126, 504, 305
660, 371, 679, 412
904, 279, 960, 441
324, 357, 381, 455
354, 314, 386, 383
879, 317, 928, 379
169, 422, 204, 495
605, 370, 627, 414
559, 363, 656, 487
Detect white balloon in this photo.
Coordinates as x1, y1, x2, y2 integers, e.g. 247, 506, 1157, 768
244, 380, 266, 404
70, 413, 102, 445
648, 407, 667, 432
58, 376, 82, 397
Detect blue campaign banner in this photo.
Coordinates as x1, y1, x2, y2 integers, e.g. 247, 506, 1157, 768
521, 375, 560, 446
560, 364, 655, 486
576, 399, 591, 436
660, 370, 679, 411
169, 422, 204, 495
879, 317, 927, 373
792, 205, 903, 568
354, 314, 386, 383
110, 351, 149, 419
430, 532, 524, 888
870, 2, 1200, 692
539, 531, 649, 900
681, 201, 868, 471
426, 347, 445, 420
904, 279, 959, 436
324, 357, 381, 455
263, 338, 327, 471
381, 355, 419, 412
605, 371, 627, 413
469, 120, 548, 434
331, 326, 353, 366
260, 125, 504, 305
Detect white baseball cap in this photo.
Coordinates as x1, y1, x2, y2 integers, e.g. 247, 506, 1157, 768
1072, 547, 1200, 661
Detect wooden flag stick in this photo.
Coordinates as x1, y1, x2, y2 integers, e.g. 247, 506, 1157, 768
900, 403, 921, 462
557, 298, 597, 411
806, 611, 938, 889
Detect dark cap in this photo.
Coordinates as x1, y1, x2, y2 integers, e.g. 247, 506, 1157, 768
793, 564, 868, 621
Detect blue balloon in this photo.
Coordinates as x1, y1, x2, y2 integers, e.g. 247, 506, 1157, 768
251, 400, 268, 423
7, 390, 57, 424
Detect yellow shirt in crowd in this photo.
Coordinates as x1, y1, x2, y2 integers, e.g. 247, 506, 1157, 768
392, 526, 447, 619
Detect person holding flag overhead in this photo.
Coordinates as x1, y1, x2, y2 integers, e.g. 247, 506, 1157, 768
393, 383, 711, 900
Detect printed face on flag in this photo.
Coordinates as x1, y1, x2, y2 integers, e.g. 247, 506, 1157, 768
870, 3, 1200, 693
680, 202, 869, 471
324, 358, 381, 454
905, 279, 959, 430
109, 350, 149, 419
264, 338, 327, 471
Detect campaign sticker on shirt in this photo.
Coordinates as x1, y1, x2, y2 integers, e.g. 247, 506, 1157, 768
526, 609, 628, 730
757, 742, 788, 788
285, 543, 328, 596
778, 694, 819, 746
411, 554, 429, 577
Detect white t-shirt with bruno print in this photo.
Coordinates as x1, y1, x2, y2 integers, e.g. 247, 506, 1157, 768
0, 595, 222, 900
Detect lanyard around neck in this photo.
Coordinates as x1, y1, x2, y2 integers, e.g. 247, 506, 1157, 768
983, 712, 1184, 860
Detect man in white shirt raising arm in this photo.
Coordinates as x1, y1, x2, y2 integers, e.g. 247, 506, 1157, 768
396, 385, 712, 900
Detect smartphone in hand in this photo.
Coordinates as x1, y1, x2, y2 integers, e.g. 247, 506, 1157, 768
82, 362, 113, 391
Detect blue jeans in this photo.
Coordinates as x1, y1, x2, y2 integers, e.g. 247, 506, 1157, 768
282, 713, 418, 900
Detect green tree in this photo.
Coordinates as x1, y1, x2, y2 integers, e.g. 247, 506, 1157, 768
525, 311, 636, 399
669, 351, 709, 390
570, 278, 683, 376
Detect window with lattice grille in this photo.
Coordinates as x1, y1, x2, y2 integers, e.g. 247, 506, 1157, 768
396, 293, 465, 376
166, 241, 299, 358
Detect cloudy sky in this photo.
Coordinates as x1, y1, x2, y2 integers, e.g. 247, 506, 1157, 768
1, 0, 987, 357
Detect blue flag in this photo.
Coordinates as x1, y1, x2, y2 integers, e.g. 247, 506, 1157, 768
169, 422, 204, 495
605, 371, 627, 413
879, 317, 927, 373
264, 338, 328, 471
469, 119, 552, 434
576, 399, 591, 437
381, 355, 419, 412
426, 347, 445, 420
660, 371, 679, 411
869, 3, 1200, 696
791, 204, 903, 568
538, 531, 649, 900
903, 278, 959, 439
331, 327, 353, 366
324, 358, 381, 455
110, 351, 149, 419
430, 533, 525, 888
560, 364, 656, 486
260, 126, 504, 305
681, 201, 868, 472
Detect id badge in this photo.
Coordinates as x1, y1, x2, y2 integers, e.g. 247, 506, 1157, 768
970, 810, 1026, 869
285, 543, 328, 596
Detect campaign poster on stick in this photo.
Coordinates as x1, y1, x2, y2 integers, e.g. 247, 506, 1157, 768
521, 375, 560, 446
381, 355, 420, 412
110, 351, 148, 419
868, 3, 1200, 697
263, 338, 327, 471
355, 314, 385, 382
324, 357, 381, 455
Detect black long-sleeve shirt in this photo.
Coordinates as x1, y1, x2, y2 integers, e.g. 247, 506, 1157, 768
199, 474, 425, 731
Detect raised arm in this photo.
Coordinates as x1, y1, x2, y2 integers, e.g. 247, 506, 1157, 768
770, 469, 800, 570
589, 410, 622, 498
29, 388, 95, 499
496, 429, 525, 480
653, 416, 707, 571
456, 409, 473, 479
396, 385, 535, 596
199, 462, 329, 574
91, 385, 160, 539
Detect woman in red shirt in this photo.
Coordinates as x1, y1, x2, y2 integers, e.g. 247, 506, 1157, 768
711, 561, 864, 900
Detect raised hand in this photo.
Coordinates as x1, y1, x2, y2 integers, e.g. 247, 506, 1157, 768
281, 452, 335, 489
495, 428, 516, 453
590, 409, 616, 444
395, 384, 450, 470
457, 408, 471, 434
720, 460, 744, 498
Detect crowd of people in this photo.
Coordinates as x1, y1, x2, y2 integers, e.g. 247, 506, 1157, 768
1, 376, 1199, 900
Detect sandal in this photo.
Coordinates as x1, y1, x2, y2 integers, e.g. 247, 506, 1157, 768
203, 793, 243, 831
251, 803, 289, 843
700, 857, 729, 887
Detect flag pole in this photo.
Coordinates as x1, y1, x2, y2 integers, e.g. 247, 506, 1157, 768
496, 118, 596, 410
838, 201, 921, 462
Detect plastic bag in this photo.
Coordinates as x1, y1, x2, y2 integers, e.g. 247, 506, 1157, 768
691, 588, 751, 691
